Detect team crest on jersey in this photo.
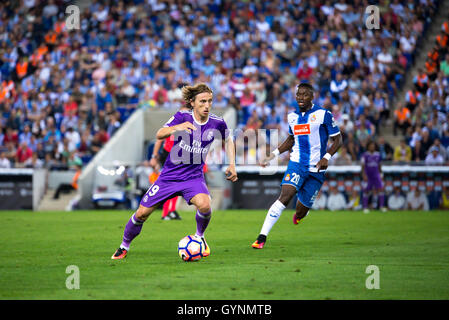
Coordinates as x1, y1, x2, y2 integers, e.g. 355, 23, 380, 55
285, 174, 291, 181
293, 124, 311, 135
310, 114, 317, 122
205, 130, 214, 141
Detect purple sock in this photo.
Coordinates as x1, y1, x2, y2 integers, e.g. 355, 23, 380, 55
120, 213, 144, 250
195, 209, 211, 237
378, 193, 385, 208
362, 194, 369, 209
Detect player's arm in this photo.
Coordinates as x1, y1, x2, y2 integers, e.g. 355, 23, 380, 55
316, 133, 343, 171
149, 139, 163, 168
260, 135, 295, 167
156, 122, 196, 139
224, 136, 238, 182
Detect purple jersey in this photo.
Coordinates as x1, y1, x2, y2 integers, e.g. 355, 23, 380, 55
159, 110, 229, 181
362, 151, 381, 179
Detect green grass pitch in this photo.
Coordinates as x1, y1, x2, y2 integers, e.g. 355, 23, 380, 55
0, 209, 448, 300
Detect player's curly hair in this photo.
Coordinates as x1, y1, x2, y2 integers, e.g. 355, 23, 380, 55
181, 83, 213, 109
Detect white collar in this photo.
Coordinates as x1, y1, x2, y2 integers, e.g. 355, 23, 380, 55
192, 111, 209, 125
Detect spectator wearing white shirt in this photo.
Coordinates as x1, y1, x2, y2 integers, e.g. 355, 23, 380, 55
330, 73, 348, 100
388, 187, 406, 210
327, 186, 347, 211
312, 191, 327, 210
406, 187, 429, 211
0, 152, 11, 168
425, 146, 444, 165
377, 47, 393, 72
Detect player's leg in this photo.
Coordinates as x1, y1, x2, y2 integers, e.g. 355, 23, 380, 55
190, 193, 212, 237
362, 181, 373, 214
112, 178, 179, 259
252, 184, 297, 249
168, 196, 181, 220
183, 179, 212, 256
293, 175, 322, 225
373, 176, 386, 212
111, 204, 158, 259
162, 199, 171, 219
293, 200, 309, 224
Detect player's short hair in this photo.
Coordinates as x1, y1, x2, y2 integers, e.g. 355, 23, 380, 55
181, 83, 213, 108
296, 82, 314, 95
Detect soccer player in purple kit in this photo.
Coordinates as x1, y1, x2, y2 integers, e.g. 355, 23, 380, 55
111, 83, 238, 259
361, 140, 387, 213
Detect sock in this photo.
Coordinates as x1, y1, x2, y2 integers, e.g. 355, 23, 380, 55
362, 194, 369, 209
260, 200, 286, 236
378, 193, 385, 208
162, 200, 170, 218
169, 196, 178, 212
120, 213, 144, 250
195, 209, 211, 237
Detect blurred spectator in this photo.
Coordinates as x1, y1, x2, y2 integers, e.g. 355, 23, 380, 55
0, 151, 11, 168
406, 187, 430, 211
393, 104, 411, 136
393, 139, 412, 163
441, 186, 449, 210
346, 190, 362, 211
329, 145, 352, 165
388, 187, 406, 211
327, 186, 347, 211
425, 146, 444, 165
53, 165, 82, 199
377, 136, 393, 161
15, 141, 33, 166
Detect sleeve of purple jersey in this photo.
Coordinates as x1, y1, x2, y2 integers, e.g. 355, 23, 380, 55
220, 120, 231, 140
163, 111, 184, 127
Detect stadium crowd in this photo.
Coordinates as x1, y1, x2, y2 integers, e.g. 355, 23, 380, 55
0, 0, 446, 172
397, 18, 449, 165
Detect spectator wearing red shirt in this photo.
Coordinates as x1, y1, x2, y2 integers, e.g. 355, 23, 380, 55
3, 127, 19, 147
296, 61, 313, 81
16, 141, 33, 165
153, 87, 168, 108
64, 95, 78, 116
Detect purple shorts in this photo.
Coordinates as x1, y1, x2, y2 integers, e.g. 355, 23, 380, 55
140, 177, 210, 208
363, 176, 383, 191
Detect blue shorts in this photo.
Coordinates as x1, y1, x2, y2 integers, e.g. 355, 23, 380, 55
281, 161, 325, 208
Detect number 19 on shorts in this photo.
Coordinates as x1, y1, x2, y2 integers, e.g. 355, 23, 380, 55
148, 184, 159, 196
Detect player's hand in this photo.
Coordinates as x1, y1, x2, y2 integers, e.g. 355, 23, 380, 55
259, 154, 275, 167
149, 157, 158, 168
315, 158, 329, 171
225, 165, 238, 182
174, 122, 197, 134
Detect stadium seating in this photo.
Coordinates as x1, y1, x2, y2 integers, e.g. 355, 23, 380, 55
0, 0, 444, 173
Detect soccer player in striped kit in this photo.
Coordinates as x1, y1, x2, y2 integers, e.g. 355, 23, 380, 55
252, 83, 343, 249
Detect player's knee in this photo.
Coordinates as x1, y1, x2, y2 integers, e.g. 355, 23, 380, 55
279, 190, 295, 206
197, 201, 211, 214
135, 205, 153, 221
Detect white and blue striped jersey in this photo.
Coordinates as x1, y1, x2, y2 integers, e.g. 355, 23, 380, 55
287, 104, 340, 172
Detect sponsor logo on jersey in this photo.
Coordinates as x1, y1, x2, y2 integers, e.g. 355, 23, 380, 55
293, 124, 311, 135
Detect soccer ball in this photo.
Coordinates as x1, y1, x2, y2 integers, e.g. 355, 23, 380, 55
178, 235, 204, 262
